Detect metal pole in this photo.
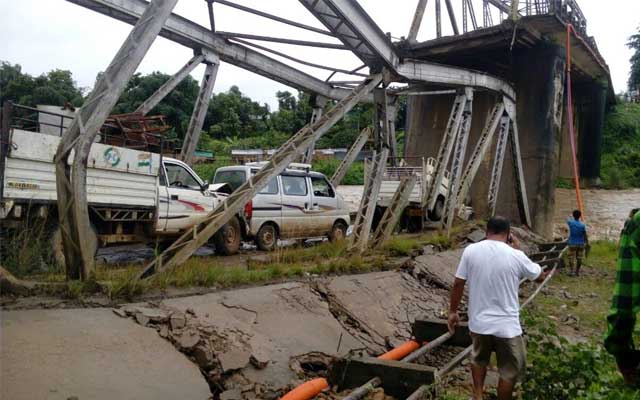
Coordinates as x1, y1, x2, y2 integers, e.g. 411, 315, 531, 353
54, 0, 178, 280
138, 75, 382, 279
135, 53, 205, 115
436, 0, 442, 38
407, 0, 429, 42
330, 127, 371, 186
443, 0, 460, 35
180, 60, 219, 165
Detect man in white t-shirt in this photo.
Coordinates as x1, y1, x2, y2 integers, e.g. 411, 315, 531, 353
448, 216, 549, 400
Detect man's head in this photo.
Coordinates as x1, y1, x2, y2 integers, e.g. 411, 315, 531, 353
573, 210, 582, 220
486, 216, 511, 241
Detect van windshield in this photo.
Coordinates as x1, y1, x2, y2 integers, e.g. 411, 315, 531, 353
214, 170, 246, 192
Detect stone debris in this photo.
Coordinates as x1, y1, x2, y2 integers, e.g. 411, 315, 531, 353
250, 351, 270, 369
218, 348, 251, 372
135, 312, 150, 327
193, 345, 215, 369
177, 331, 200, 352
219, 388, 243, 400
169, 313, 186, 330
112, 308, 127, 318
466, 229, 486, 243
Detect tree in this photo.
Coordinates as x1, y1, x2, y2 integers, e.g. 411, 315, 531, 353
112, 71, 200, 139
205, 85, 270, 139
0, 62, 84, 107
628, 27, 640, 92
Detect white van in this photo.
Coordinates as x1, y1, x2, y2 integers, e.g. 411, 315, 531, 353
213, 163, 351, 251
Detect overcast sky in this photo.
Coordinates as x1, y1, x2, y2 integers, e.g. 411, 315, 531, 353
1, 0, 638, 110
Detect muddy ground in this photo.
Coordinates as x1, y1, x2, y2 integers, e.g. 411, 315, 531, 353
1, 225, 545, 400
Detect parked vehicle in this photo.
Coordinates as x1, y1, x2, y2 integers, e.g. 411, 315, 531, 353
213, 162, 351, 251
376, 157, 450, 232
0, 103, 242, 264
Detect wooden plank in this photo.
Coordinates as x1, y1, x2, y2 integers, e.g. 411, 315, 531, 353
412, 318, 471, 347
328, 357, 436, 399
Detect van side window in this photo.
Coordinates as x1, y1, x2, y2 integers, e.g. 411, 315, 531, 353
311, 176, 334, 198
214, 170, 246, 192
282, 175, 307, 196
259, 177, 279, 194
165, 163, 201, 190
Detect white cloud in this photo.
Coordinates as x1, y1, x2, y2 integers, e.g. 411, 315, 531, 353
1, 0, 637, 109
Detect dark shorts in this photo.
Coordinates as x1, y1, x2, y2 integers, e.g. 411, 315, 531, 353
470, 332, 526, 382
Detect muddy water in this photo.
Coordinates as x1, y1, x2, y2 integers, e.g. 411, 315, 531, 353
553, 188, 640, 241
339, 185, 639, 241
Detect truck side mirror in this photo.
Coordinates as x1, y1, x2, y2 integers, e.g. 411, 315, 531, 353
201, 182, 209, 192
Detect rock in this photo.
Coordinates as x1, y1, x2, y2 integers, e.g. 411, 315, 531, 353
186, 307, 196, 316
0, 266, 34, 296
112, 308, 128, 318
170, 313, 186, 330
422, 245, 437, 255
193, 345, 215, 369
248, 254, 272, 265
178, 331, 200, 351
137, 307, 169, 323
250, 351, 270, 369
218, 348, 250, 372
562, 290, 573, 299
135, 312, 150, 326
158, 325, 169, 338
219, 389, 242, 400
466, 229, 486, 243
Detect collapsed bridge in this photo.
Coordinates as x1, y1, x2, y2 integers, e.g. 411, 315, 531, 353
36, 0, 609, 279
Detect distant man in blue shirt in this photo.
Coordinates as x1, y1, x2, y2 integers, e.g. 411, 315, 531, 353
567, 209, 588, 276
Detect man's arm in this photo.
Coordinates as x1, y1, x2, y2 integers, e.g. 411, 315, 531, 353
448, 277, 466, 333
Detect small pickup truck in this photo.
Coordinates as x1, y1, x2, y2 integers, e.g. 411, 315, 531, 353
0, 103, 243, 264
375, 157, 450, 232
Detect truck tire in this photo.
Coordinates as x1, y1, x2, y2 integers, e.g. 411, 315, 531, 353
328, 221, 347, 243
428, 196, 445, 221
213, 216, 241, 256
255, 223, 278, 252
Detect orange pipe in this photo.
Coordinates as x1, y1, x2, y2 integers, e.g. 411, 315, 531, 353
280, 378, 329, 400
377, 340, 421, 361
280, 340, 423, 399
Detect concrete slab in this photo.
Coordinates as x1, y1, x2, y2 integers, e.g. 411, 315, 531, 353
0, 308, 210, 400
322, 271, 450, 350
413, 248, 465, 289
162, 282, 363, 389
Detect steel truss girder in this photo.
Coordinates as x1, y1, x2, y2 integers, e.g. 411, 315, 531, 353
372, 175, 417, 247
407, 0, 429, 42
373, 90, 399, 165
180, 61, 219, 165
54, 0, 177, 280
442, 89, 473, 233
507, 112, 532, 227
487, 116, 510, 216
349, 148, 389, 254
302, 96, 328, 164
137, 75, 383, 279
135, 53, 205, 115
456, 101, 505, 211
66, 0, 363, 102
330, 126, 371, 186
426, 90, 469, 212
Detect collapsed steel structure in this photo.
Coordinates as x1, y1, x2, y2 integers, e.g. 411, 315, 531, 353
57, 0, 541, 280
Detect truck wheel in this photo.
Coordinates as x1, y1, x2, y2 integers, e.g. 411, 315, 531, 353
428, 197, 445, 221
255, 224, 278, 252
213, 216, 241, 256
328, 221, 347, 243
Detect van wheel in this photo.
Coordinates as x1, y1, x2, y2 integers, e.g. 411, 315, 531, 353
213, 216, 241, 255
256, 224, 278, 251
329, 221, 347, 243
428, 197, 445, 221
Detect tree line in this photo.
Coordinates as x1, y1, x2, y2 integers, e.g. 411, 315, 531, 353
0, 61, 406, 155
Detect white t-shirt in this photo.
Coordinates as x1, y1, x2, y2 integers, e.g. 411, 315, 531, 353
455, 240, 542, 338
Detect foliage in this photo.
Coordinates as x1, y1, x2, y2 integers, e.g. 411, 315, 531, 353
1, 216, 61, 277
312, 158, 365, 185
205, 85, 271, 139
601, 102, 640, 188
111, 71, 200, 139
521, 311, 639, 400
0, 61, 84, 107
628, 27, 640, 92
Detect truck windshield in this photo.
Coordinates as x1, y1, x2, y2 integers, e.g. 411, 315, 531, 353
214, 170, 246, 192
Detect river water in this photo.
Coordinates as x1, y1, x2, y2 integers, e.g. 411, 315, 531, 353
338, 186, 640, 241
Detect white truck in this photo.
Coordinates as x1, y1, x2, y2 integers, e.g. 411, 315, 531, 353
0, 103, 243, 262
375, 157, 450, 232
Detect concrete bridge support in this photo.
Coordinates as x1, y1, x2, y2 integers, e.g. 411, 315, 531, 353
406, 43, 568, 237
577, 80, 608, 185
